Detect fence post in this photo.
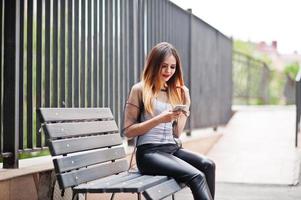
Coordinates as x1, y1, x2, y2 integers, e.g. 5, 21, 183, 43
295, 70, 301, 147
246, 59, 251, 104
186, 8, 192, 137
3, 0, 20, 168
128, 0, 139, 85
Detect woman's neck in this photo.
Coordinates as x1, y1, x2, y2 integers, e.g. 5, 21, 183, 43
160, 82, 168, 91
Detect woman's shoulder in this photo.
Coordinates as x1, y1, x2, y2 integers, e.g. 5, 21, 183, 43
127, 82, 143, 104
182, 85, 189, 92
176, 85, 189, 92
131, 81, 143, 94
131, 81, 144, 92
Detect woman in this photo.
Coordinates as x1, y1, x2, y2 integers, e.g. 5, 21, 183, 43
123, 42, 215, 200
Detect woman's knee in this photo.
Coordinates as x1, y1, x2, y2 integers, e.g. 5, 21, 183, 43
192, 171, 206, 182
204, 159, 216, 172
187, 171, 207, 187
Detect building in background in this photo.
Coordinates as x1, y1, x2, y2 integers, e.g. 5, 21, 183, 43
256, 40, 301, 71
256, 40, 300, 104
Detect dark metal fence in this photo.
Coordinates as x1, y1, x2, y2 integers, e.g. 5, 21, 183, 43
0, 0, 232, 168
233, 51, 270, 105
190, 15, 233, 128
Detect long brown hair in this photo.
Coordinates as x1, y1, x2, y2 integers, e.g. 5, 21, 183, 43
141, 42, 185, 115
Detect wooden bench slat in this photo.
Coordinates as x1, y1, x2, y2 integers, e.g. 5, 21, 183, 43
38, 108, 113, 122
57, 159, 128, 189
45, 120, 118, 139
49, 133, 122, 155
122, 176, 170, 193
105, 175, 169, 193
74, 172, 142, 193
143, 179, 183, 200
53, 146, 126, 172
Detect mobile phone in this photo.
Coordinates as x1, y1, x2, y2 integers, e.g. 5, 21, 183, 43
172, 105, 187, 112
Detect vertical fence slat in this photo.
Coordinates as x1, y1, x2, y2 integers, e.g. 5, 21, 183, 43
36, 0, 42, 147
0, 0, 2, 154
3, 0, 20, 168
124, 0, 129, 98
128, 0, 136, 87
26, 0, 33, 149
18, 0, 24, 150
186, 8, 192, 134
74, 0, 79, 107
60, 0, 66, 107
168, 1, 172, 42
143, 0, 147, 53
67, 0, 73, 107
111, 0, 115, 115
87, 0, 92, 107
155, 0, 159, 43
0, 0, 2, 152
146, 1, 153, 49
159, 0, 163, 41
93, 0, 98, 107
80, 0, 86, 107
137, 0, 142, 76
142, 0, 145, 71
104, 0, 109, 107
163, 0, 166, 41
113, 0, 117, 115
43, 0, 51, 147
128, 0, 132, 89
119, 0, 124, 119
45, 0, 51, 107
146, 0, 150, 50
98, 0, 103, 107
52, 0, 58, 107
108, 0, 113, 108
114, 0, 118, 121
151, 0, 155, 46
115, 0, 120, 125
296, 76, 301, 147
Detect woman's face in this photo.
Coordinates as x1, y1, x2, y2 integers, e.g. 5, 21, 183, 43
160, 55, 177, 84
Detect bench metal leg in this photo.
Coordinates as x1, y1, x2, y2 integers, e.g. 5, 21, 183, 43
110, 193, 115, 200
72, 193, 78, 200
172, 193, 175, 200
138, 193, 142, 200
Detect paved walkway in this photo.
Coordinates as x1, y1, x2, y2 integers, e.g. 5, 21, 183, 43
171, 179, 301, 200
207, 105, 301, 185
163, 106, 301, 200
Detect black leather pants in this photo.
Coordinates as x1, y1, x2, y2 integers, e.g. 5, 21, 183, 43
136, 143, 215, 200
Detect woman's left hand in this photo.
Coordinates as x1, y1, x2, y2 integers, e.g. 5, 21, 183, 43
172, 110, 182, 120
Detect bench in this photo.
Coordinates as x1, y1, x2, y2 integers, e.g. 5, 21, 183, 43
38, 107, 185, 200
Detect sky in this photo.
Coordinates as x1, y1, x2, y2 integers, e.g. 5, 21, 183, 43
170, 0, 301, 54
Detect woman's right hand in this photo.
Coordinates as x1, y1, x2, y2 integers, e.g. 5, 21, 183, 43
158, 110, 181, 123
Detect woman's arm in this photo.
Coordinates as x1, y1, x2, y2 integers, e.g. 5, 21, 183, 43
173, 113, 188, 138
125, 110, 180, 138
173, 86, 191, 138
